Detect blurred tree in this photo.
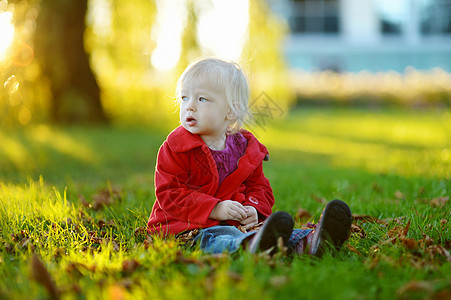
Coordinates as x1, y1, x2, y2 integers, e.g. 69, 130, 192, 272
34, 0, 107, 123
243, 0, 294, 115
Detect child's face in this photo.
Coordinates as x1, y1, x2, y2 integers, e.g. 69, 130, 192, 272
180, 77, 232, 141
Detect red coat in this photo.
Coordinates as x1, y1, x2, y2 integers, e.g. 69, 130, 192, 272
147, 126, 275, 235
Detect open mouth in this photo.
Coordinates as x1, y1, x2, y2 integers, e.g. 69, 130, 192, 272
186, 116, 197, 126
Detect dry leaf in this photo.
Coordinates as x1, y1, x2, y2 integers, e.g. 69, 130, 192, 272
79, 195, 90, 208
296, 208, 312, 221
426, 245, 451, 262
311, 194, 326, 204
134, 227, 147, 236
143, 236, 153, 249
30, 254, 60, 300
122, 259, 140, 274
418, 234, 434, 248
400, 237, 418, 251
395, 190, 405, 199
430, 196, 449, 208
397, 280, 433, 297
269, 275, 289, 288
346, 244, 363, 256
401, 220, 411, 238
91, 188, 122, 211
350, 223, 367, 239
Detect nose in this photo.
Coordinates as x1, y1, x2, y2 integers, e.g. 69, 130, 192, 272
186, 98, 196, 111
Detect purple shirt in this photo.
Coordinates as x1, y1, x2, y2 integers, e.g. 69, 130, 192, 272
209, 132, 248, 185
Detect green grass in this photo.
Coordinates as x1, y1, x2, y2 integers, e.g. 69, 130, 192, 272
0, 107, 450, 299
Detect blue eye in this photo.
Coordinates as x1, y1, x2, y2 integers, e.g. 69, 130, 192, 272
181, 96, 188, 101
199, 97, 208, 102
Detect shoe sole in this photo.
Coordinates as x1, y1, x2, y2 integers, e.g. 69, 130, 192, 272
311, 199, 352, 257
249, 211, 294, 254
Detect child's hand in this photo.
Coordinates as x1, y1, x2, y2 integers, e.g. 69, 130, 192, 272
209, 200, 248, 222
241, 206, 258, 230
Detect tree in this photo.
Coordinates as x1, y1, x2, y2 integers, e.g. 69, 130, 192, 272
34, 0, 107, 123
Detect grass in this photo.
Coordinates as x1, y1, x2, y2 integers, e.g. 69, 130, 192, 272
0, 107, 450, 299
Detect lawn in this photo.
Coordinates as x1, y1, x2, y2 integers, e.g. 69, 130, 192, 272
0, 107, 450, 299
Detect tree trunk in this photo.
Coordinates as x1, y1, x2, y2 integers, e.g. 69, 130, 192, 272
35, 0, 108, 123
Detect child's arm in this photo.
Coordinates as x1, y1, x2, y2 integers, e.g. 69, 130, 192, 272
155, 143, 221, 225
241, 163, 275, 221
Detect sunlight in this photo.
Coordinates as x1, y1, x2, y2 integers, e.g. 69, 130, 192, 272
196, 0, 249, 61
150, 0, 187, 72
0, 11, 14, 61
150, 0, 249, 71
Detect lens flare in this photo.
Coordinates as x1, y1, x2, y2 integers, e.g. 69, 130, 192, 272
4, 74, 19, 95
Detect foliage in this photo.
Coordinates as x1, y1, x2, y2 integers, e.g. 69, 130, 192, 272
292, 67, 451, 107
243, 0, 295, 115
0, 108, 450, 299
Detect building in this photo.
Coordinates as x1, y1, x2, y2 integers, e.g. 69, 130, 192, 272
269, 0, 451, 73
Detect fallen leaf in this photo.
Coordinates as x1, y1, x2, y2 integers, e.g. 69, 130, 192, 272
346, 244, 363, 256
311, 194, 326, 204
401, 220, 411, 238
418, 234, 434, 248
134, 227, 148, 236
122, 259, 140, 274
350, 223, 366, 239
397, 280, 433, 297
91, 188, 122, 211
108, 284, 126, 300
426, 245, 451, 262
430, 196, 449, 208
395, 190, 405, 199
143, 236, 153, 249
79, 195, 90, 208
269, 275, 289, 288
30, 254, 60, 300
400, 237, 418, 251
296, 208, 312, 222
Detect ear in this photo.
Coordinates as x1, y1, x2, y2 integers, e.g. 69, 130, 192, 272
226, 110, 237, 121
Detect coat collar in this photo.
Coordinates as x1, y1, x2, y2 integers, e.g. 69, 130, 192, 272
166, 126, 269, 158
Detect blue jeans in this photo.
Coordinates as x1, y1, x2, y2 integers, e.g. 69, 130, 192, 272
192, 225, 312, 254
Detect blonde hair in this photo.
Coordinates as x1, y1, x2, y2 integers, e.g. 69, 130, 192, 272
176, 58, 251, 134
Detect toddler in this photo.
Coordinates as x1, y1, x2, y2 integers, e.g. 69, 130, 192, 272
147, 58, 352, 256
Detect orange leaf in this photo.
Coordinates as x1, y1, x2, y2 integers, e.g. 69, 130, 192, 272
30, 254, 60, 300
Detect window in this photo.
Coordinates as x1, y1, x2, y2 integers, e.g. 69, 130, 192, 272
374, 0, 408, 35
420, 0, 451, 35
288, 0, 340, 34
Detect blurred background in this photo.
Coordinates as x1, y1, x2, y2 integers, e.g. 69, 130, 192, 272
0, 0, 450, 128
